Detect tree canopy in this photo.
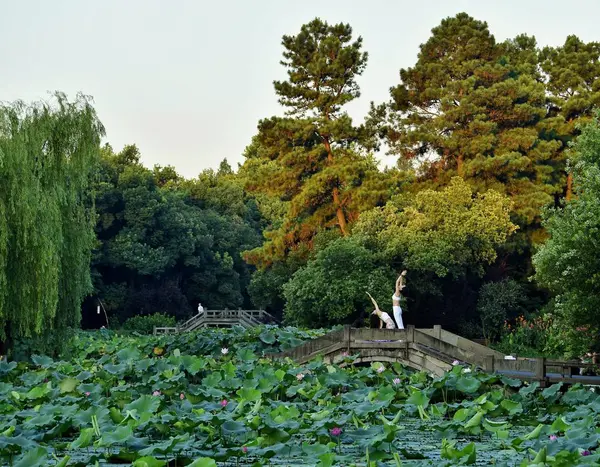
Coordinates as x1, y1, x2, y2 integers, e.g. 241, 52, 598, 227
382, 14, 565, 233
242, 18, 388, 269
91, 145, 261, 323
533, 116, 600, 337
0, 94, 103, 347
3, 13, 600, 354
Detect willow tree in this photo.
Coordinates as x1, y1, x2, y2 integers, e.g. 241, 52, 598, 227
242, 18, 387, 268
0, 93, 104, 352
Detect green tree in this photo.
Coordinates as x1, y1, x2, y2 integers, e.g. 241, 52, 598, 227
533, 117, 600, 347
91, 146, 261, 323
0, 94, 103, 351
382, 13, 563, 230
477, 279, 526, 342
541, 35, 600, 200
353, 177, 517, 328
242, 18, 387, 269
354, 177, 517, 279
282, 238, 394, 327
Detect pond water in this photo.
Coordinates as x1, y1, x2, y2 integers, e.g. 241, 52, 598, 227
56, 418, 530, 466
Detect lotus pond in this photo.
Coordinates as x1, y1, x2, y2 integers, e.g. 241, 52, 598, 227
1, 326, 599, 466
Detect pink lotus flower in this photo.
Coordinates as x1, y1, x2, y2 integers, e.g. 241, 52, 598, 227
152, 390, 161, 396
85, 392, 91, 397
220, 399, 228, 407
341, 351, 349, 357
242, 446, 248, 453
180, 393, 185, 400
296, 373, 304, 381
393, 378, 401, 385
376, 366, 385, 374
549, 434, 558, 441
452, 360, 460, 366
330, 427, 342, 436
582, 450, 591, 456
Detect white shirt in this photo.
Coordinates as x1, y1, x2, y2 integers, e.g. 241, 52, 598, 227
380, 312, 396, 329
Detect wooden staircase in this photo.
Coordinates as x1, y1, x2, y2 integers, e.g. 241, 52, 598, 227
153, 309, 277, 335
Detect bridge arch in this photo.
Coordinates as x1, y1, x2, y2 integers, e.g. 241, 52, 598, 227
325, 347, 451, 377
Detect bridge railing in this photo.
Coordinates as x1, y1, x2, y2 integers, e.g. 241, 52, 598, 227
275, 328, 346, 362
153, 308, 276, 334
269, 325, 505, 368
153, 326, 179, 335
419, 325, 504, 359
268, 325, 600, 386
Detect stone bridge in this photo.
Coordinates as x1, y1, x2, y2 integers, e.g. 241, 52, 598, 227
268, 325, 600, 386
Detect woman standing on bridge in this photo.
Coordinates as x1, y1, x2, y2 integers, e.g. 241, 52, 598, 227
392, 271, 407, 329
367, 292, 396, 329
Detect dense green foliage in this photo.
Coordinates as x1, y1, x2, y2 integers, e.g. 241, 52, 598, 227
121, 313, 176, 335
3, 12, 600, 354
1, 329, 599, 466
282, 238, 395, 327
478, 279, 527, 343
242, 18, 388, 270
91, 146, 261, 324
533, 117, 600, 351
0, 94, 103, 347
382, 14, 564, 232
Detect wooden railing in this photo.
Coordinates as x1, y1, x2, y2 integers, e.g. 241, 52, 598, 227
485, 356, 600, 385
272, 326, 499, 364
153, 309, 277, 335
269, 325, 600, 386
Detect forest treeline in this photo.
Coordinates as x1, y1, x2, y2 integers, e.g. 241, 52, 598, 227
2, 13, 600, 356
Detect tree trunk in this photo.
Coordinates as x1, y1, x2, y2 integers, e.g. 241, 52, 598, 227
566, 172, 573, 201
332, 187, 348, 236
323, 137, 349, 236
457, 154, 464, 177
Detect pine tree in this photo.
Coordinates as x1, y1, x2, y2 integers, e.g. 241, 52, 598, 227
384, 13, 563, 229
541, 36, 600, 200
242, 18, 386, 268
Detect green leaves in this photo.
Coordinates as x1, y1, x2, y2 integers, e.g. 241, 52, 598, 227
132, 457, 167, 467
3, 326, 600, 467
24, 383, 51, 400
70, 428, 95, 449
237, 387, 261, 402
14, 447, 48, 467
456, 376, 481, 394
58, 377, 79, 394
98, 426, 133, 446
187, 458, 217, 467
125, 395, 161, 416
259, 329, 276, 344
501, 399, 523, 416
406, 389, 429, 408
221, 420, 248, 436
0, 95, 103, 351
441, 439, 476, 465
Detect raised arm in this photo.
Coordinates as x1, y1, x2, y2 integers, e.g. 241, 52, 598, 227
366, 291, 380, 312
395, 270, 407, 295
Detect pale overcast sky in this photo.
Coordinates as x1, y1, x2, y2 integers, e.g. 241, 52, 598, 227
2, 0, 599, 177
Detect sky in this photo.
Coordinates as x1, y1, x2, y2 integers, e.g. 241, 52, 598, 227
2, 0, 600, 177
